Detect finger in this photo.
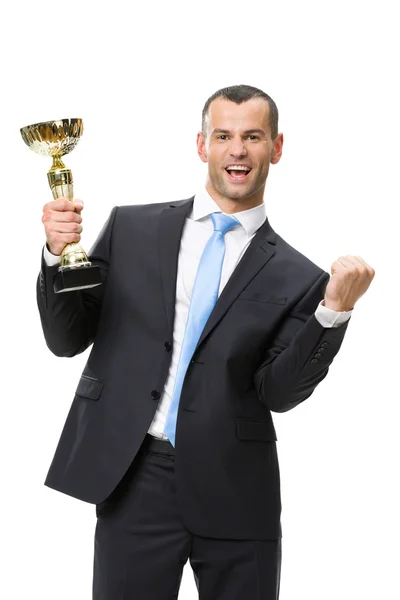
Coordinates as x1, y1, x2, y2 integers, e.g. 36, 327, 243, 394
336, 256, 364, 269
73, 199, 84, 210
334, 256, 353, 269
355, 256, 374, 273
42, 211, 82, 227
48, 197, 77, 212
54, 233, 81, 244
342, 256, 374, 276
341, 256, 361, 268
49, 210, 83, 224
46, 221, 83, 235
50, 222, 83, 234
43, 198, 84, 214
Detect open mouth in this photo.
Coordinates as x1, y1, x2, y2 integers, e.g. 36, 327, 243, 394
225, 165, 252, 182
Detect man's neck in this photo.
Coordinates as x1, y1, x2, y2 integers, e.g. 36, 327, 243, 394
205, 183, 264, 214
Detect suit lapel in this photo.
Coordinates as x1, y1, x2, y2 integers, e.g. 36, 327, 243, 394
158, 197, 195, 335
196, 216, 277, 350
158, 197, 277, 347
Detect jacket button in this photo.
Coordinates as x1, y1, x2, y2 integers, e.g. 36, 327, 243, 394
321, 342, 329, 348
151, 390, 160, 400
164, 342, 172, 352
314, 353, 322, 358
311, 359, 318, 363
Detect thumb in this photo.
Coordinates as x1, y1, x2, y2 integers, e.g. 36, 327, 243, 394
74, 199, 84, 212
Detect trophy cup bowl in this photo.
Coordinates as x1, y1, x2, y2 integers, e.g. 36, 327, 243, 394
20, 118, 102, 293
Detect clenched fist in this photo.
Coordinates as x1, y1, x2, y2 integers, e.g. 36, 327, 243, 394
324, 255, 375, 312
42, 197, 84, 256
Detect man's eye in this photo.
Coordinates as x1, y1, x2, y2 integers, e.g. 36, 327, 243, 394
217, 135, 228, 140
247, 135, 259, 140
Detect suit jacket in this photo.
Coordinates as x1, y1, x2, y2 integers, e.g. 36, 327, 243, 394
37, 196, 350, 540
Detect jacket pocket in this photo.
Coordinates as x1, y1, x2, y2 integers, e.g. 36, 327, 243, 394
236, 419, 277, 441
75, 375, 104, 401
237, 291, 287, 305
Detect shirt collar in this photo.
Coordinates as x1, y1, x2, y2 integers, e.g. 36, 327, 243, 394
192, 187, 267, 238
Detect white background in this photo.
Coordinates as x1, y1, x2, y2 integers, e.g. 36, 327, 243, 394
1, 0, 399, 598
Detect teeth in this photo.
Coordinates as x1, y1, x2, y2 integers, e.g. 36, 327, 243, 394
226, 165, 250, 171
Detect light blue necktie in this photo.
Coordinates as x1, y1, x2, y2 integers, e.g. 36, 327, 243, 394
164, 212, 240, 446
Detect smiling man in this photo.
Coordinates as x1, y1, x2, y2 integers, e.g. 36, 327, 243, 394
198, 93, 283, 212
38, 84, 374, 600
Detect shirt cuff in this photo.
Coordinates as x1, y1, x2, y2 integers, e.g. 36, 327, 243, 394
43, 244, 61, 266
314, 300, 353, 328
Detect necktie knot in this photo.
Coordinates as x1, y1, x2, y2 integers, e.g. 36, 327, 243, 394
211, 212, 239, 235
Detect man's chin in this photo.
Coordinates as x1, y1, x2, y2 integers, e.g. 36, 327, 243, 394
219, 185, 256, 201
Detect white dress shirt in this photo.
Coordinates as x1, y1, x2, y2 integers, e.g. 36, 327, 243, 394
44, 188, 353, 439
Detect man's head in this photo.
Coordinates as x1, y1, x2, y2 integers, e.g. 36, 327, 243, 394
197, 84, 283, 212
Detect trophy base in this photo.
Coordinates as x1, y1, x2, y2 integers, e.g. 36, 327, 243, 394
54, 264, 102, 293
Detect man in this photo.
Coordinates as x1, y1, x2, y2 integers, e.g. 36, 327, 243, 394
38, 84, 375, 599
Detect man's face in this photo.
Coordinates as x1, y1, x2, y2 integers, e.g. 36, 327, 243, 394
197, 98, 283, 208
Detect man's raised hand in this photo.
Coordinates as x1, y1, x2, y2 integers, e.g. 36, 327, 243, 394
42, 198, 84, 256
324, 255, 375, 312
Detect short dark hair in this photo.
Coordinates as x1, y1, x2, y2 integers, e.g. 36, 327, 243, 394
202, 84, 279, 140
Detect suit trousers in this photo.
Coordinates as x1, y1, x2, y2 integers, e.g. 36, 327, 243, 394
93, 434, 282, 600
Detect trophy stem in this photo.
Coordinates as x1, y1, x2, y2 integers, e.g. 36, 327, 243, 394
48, 155, 74, 200
47, 156, 91, 270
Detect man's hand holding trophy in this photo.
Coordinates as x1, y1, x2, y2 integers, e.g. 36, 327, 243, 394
20, 118, 101, 293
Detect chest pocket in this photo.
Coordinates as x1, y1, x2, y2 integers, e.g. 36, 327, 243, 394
238, 290, 287, 305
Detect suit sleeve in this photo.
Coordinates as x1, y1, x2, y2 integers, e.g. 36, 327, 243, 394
254, 271, 351, 413
36, 206, 118, 357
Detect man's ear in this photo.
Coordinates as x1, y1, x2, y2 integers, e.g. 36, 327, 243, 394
271, 133, 284, 165
197, 132, 208, 163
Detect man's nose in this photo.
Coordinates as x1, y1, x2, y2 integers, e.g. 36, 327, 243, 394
229, 137, 247, 157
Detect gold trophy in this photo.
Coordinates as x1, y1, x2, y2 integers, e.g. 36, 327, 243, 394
20, 118, 102, 293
